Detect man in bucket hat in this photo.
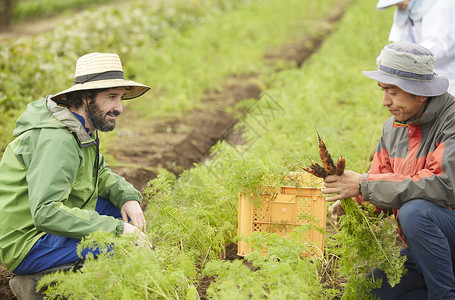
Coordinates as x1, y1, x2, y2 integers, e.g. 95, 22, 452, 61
323, 42, 455, 298
0, 52, 151, 299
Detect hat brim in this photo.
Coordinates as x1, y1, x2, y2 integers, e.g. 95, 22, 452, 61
377, 0, 402, 9
52, 79, 150, 101
362, 70, 449, 97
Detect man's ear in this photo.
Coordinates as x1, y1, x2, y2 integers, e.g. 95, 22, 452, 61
417, 96, 428, 103
81, 91, 89, 105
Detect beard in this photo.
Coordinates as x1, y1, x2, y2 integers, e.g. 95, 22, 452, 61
85, 98, 121, 132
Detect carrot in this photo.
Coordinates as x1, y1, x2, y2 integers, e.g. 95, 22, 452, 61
302, 130, 343, 179
335, 156, 345, 176
316, 130, 336, 175
302, 160, 328, 178
310, 160, 328, 178
302, 167, 324, 178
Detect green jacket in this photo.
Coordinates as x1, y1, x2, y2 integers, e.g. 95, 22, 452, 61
0, 97, 142, 273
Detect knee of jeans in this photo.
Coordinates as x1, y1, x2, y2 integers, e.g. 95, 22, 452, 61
398, 199, 433, 237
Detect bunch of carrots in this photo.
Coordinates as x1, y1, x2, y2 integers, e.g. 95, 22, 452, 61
301, 130, 406, 293
302, 131, 345, 179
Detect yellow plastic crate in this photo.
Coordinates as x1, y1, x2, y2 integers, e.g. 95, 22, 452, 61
237, 176, 326, 257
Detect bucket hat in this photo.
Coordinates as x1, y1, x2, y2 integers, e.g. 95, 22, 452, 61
363, 42, 449, 97
52, 52, 150, 101
377, 0, 403, 9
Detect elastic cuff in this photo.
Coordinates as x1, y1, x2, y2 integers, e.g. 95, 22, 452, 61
360, 173, 369, 198
116, 220, 125, 236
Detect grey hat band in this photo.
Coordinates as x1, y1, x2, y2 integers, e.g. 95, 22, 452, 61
379, 65, 435, 81
74, 70, 124, 84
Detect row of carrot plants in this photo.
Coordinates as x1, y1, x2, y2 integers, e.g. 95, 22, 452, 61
0, 0, 259, 155
12, 0, 114, 22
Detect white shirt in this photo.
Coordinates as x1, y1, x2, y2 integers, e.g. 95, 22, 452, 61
388, 0, 455, 95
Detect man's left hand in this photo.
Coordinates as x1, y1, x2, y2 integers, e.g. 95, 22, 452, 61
121, 200, 146, 232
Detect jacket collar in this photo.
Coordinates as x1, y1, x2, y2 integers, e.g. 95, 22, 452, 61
47, 96, 97, 147
408, 92, 453, 127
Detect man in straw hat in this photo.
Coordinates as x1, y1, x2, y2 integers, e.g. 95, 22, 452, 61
0, 52, 151, 298
322, 42, 455, 298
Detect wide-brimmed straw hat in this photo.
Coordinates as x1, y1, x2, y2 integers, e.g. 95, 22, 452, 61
376, 0, 402, 9
52, 52, 150, 101
363, 42, 449, 97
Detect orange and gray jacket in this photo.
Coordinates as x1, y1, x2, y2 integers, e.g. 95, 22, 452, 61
360, 92, 455, 213
0, 97, 142, 273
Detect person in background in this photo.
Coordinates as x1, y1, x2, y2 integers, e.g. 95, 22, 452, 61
0, 52, 151, 299
323, 42, 455, 298
377, 0, 455, 95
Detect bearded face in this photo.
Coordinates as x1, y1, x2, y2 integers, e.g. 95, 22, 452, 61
85, 97, 121, 132
83, 87, 125, 132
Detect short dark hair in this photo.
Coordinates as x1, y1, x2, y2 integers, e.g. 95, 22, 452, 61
65, 88, 109, 108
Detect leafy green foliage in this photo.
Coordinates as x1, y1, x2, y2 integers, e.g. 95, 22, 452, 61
0, 0, 260, 154
38, 232, 199, 299
204, 227, 340, 299
128, 0, 339, 119
329, 198, 407, 298
223, 155, 291, 207
144, 166, 237, 262
13, 0, 112, 22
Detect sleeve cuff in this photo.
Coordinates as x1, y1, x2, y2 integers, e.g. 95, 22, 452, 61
360, 173, 369, 199
116, 220, 124, 236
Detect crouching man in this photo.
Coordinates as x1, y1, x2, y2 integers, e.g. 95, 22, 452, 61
323, 42, 455, 298
0, 52, 151, 299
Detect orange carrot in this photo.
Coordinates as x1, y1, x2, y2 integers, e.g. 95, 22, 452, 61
310, 160, 328, 178
302, 130, 344, 179
302, 167, 323, 178
302, 160, 328, 178
316, 130, 336, 175
335, 156, 345, 176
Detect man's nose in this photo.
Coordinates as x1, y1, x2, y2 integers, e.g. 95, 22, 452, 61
382, 93, 392, 106
114, 99, 123, 113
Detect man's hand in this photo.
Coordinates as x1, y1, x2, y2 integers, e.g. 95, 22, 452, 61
123, 222, 152, 249
322, 170, 361, 202
328, 200, 345, 227
121, 200, 146, 232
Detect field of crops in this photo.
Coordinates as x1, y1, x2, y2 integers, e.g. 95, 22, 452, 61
0, 0, 400, 298
12, 0, 114, 22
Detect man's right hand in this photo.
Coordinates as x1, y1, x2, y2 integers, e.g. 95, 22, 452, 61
123, 222, 152, 249
328, 200, 345, 227
322, 170, 361, 202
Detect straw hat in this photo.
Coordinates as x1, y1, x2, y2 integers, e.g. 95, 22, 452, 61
363, 42, 448, 97
52, 52, 150, 101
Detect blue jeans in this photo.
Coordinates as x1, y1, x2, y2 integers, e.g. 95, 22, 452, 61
369, 199, 455, 299
14, 197, 121, 275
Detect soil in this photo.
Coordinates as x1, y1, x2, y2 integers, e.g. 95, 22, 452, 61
0, 1, 351, 299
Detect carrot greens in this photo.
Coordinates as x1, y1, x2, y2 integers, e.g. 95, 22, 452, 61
302, 131, 406, 297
